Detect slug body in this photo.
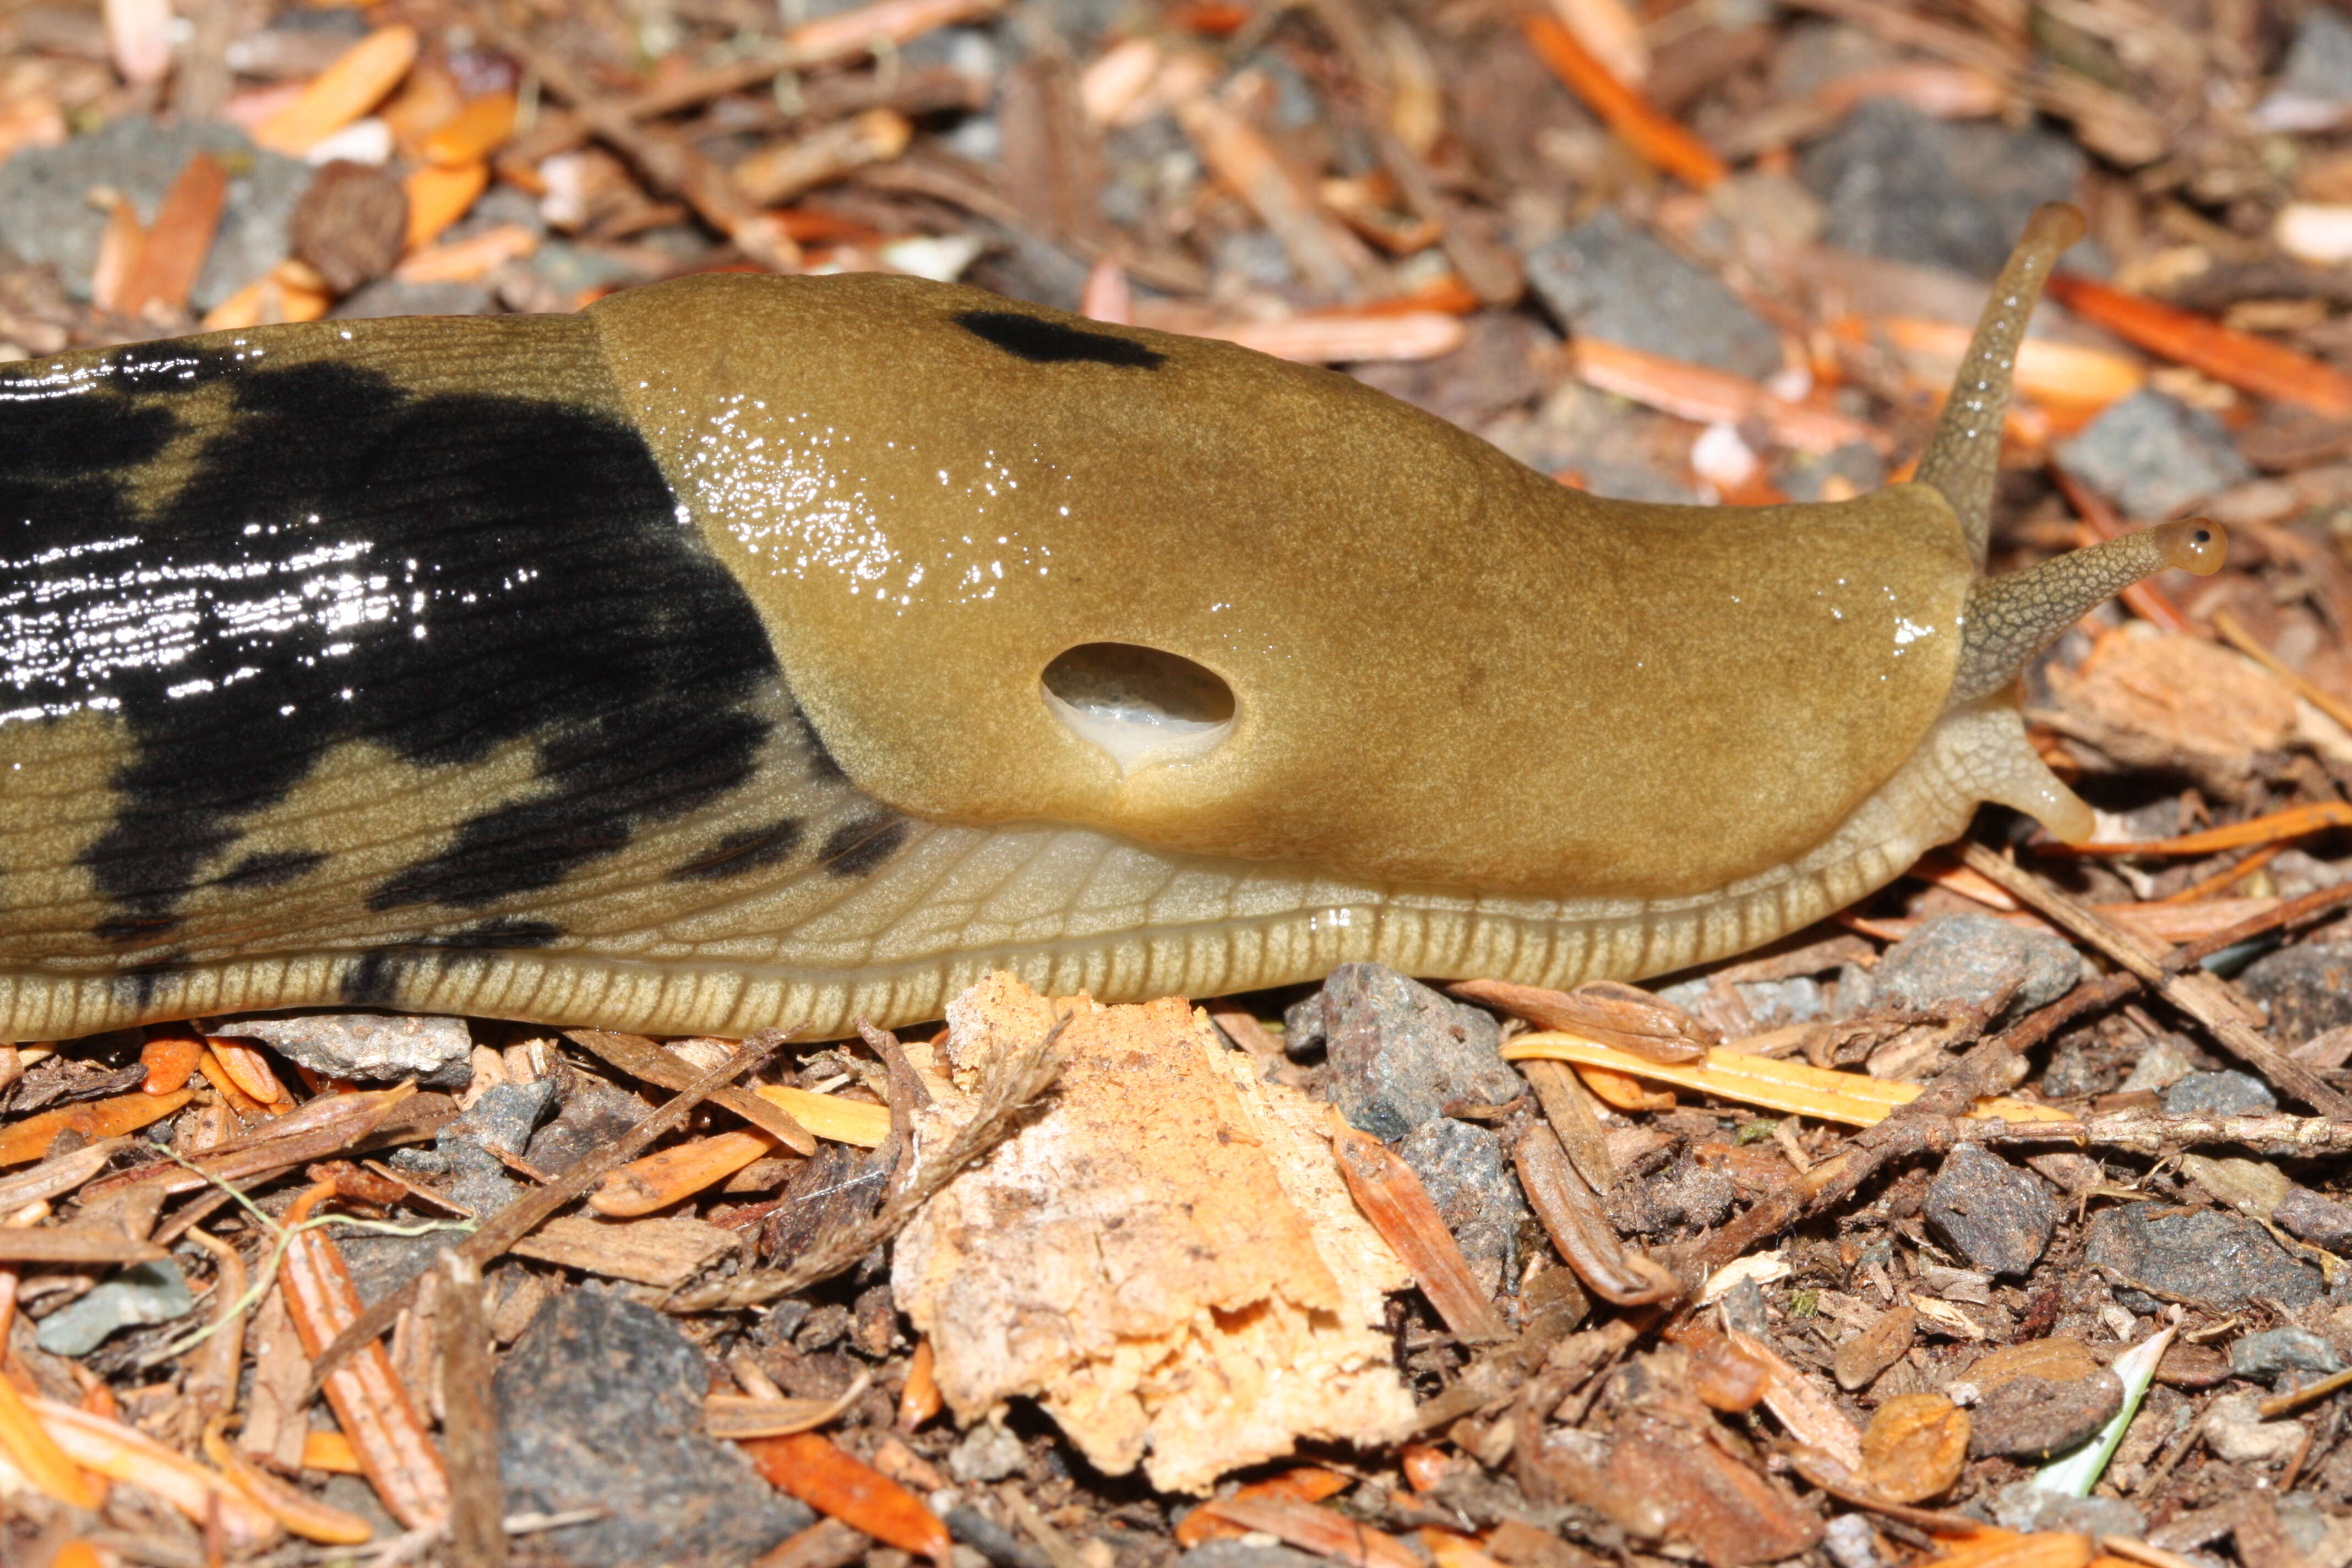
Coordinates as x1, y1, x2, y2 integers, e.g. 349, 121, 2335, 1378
0, 208, 2219, 1040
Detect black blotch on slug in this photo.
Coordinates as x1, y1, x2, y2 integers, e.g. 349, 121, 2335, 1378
340, 949, 404, 1008
0, 344, 782, 937
819, 814, 909, 879
955, 311, 1166, 369
669, 817, 805, 882
213, 851, 326, 890
417, 917, 564, 950
110, 952, 189, 1012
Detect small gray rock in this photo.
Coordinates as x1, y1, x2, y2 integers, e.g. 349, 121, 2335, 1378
0, 118, 308, 310
1799, 99, 2084, 279
1177, 1545, 1331, 1568
1825, 1513, 1881, 1568
2162, 1070, 2277, 1116
467, 1079, 559, 1158
946, 1421, 1027, 1484
1989, 1482, 2146, 1538
2257, 8, 2352, 131
207, 1011, 472, 1086
1925, 1145, 2055, 1276
2229, 1327, 2346, 1382
2057, 390, 2255, 521
1525, 210, 1782, 378
1284, 965, 1518, 1142
1872, 912, 2079, 1015
2117, 1039, 2198, 1094
1397, 1115, 1528, 1292
1968, 1370, 2124, 1459
2237, 941, 2352, 1048
497, 1289, 810, 1568
35, 1260, 194, 1355
2084, 1205, 2324, 1312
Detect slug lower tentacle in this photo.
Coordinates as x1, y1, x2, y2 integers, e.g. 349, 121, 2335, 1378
0, 204, 2220, 1039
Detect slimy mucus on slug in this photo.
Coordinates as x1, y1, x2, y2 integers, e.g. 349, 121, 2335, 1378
0, 203, 2220, 1042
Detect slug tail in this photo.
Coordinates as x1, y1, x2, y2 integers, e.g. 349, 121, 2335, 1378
1952, 518, 2224, 704
1914, 203, 2087, 567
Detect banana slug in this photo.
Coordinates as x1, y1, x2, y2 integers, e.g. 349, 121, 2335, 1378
0, 203, 2219, 1042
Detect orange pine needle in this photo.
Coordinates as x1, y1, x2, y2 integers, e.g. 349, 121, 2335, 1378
0, 1371, 99, 1509
88, 192, 145, 315
1521, 12, 1723, 189
1573, 339, 1882, 454
1574, 1061, 1675, 1112
1195, 1495, 1422, 1568
277, 1186, 449, 1531
1175, 1468, 1354, 1546
2064, 801, 2352, 857
140, 1031, 205, 1095
30, 1397, 280, 1550
391, 223, 537, 286
1329, 1120, 1507, 1344
743, 1432, 952, 1565
302, 1430, 365, 1474
591, 1129, 778, 1216
897, 1338, 942, 1431
253, 25, 421, 156
205, 1418, 374, 1544
402, 161, 490, 253
2046, 273, 2352, 418
0, 1088, 192, 1166
205, 1035, 291, 1111
421, 91, 519, 167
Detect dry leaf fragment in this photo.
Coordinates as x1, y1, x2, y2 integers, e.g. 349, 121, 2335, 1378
1729, 1330, 1864, 1471
509, 1213, 739, 1288
1607, 1418, 1824, 1567
2037, 634, 2297, 800
892, 974, 1413, 1493
1860, 1393, 1969, 1502
115, 152, 228, 317
742, 1432, 951, 1566
140, 1033, 204, 1096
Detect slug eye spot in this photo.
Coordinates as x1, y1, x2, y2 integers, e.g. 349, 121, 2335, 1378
955, 311, 1166, 369
1042, 643, 1235, 776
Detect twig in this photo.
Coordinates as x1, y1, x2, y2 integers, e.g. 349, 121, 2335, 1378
669, 1023, 1068, 1311
306, 1031, 794, 1396
1959, 842, 2352, 1115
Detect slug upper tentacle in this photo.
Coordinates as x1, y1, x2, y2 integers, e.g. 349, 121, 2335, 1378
1913, 202, 2087, 567
0, 206, 2224, 1039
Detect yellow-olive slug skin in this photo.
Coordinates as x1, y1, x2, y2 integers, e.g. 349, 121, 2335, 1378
0, 204, 2221, 1041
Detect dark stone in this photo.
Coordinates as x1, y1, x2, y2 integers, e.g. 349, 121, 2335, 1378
0, 117, 308, 309
1524, 210, 1782, 378
526, 1074, 651, 1177
2056, 390, 2254, 520
467, 1078, 559, 1157
2229, 1327, 2346, 1382
2237, 941, 2352, 1048
497, 1289, 810, 1568
2083, 1205, 2324, 1312
1967, 1370, 2124, 1460
1798, 99, 2084, 279
2162, 1070, 2277, 1115
2277, 1186, 2352, 1253
1925, 1145, 2055, 1277
1283, 965, 1520, 1142
1872, 913, 2079, 1015
1396, 1115, 1529, 1291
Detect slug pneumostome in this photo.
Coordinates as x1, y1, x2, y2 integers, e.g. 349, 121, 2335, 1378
0, 203, 2220, 1041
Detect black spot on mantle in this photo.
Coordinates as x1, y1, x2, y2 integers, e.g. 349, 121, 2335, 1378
668, 817, 804, 883
0, 345, 782, 937
819, 814, 907, 879
954, 311, 1166, 369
